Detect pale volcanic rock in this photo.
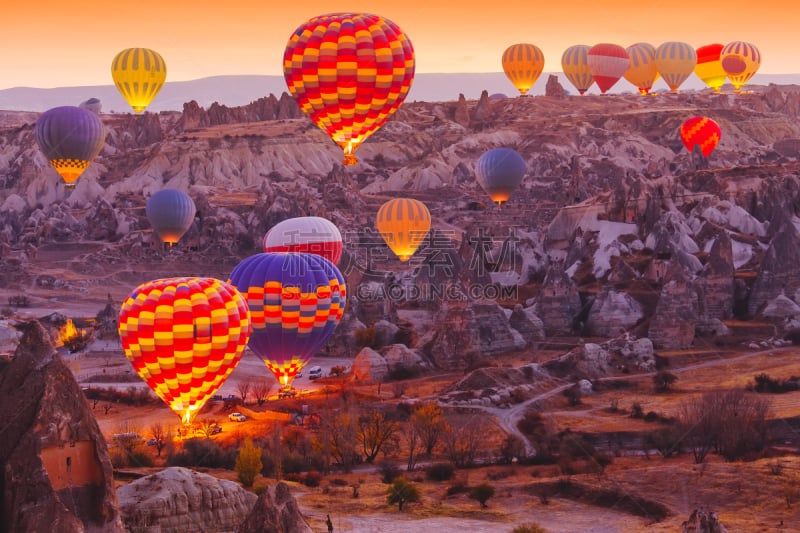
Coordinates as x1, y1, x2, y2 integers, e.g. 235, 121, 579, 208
454, 93, 470, 127
749, 218, 800, 316
542, 343, 612, 381
648, 269, 699, 349
586, 288, 644, 337
380, 343, 426, 372
117, 467, 257, 533
699, 230, 736, 320
0, 321, 123, 533
697, 200, 768, 237
508, 304, 545, 346
762, 293, 800, 319
537, 264, 582, 335
373, 319, 400, 348
351, 347, 389, 383
236, 481, 311, 533
0, 319, 22, 356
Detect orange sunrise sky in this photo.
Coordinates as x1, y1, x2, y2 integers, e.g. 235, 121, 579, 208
1, 0, 796, 88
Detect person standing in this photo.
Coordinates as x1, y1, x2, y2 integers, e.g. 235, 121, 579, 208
325, 514, 333, 533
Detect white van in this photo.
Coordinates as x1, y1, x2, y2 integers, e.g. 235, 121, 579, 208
308, 366, 323, 380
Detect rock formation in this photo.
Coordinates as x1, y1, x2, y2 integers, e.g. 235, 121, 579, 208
585, 288, 644, 337
537, 264, 582, 335
748, 218, 800, 317
648, 267, 699, 349
236, 481, 312, 533
545, 74, 566, 97
117, 467, 257, 533
0, 320, 123, 533
351, 347, 389, 383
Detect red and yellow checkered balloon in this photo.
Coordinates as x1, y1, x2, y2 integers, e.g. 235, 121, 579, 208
680, 116, 721, 158
283, 13, 415, 166
118, 277, 251, 424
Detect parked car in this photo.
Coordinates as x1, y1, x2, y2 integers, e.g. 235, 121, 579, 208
228, 412, 247, 422
210, 424, 222, 434
308, 366, 323, 380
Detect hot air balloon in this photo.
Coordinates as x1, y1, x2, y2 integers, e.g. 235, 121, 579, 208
475, 148, 526, 206
624, 43, 659, 95
587, 44, 629, 94
146, 189, 197, 246
111, 48, 167, 113
34, 106, 105, 188
283, 13, 415, 166
561, 45, 594, 95
263, 216, 343, 265
654, 42, 697, 92
680, 116, 721, 157
502, 43, 545, 96
79, 98, 102, 114
118, 277, 251, 424
228, 253, 346, 389
720, 41, 761, 93
376, 198, 431, 262
695, 44, 727, 93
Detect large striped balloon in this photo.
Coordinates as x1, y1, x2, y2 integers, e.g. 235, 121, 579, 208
35, 106, 105, 188
263, 216, 343, 265
680, 116, 721, 157
502, 43, 545, 96
118, 277, 251, 424
720, 41, 761, 93
624, 43, 659, 95
228, 253, 346, 388
561, 45, 594, 95
475, 147, 527, 206
146, 189, 197, 246
283, 13, 415, 166
655, 42, 697, 92
695, 44, 727, 93
587, 44, 629, 94
376, 198, 431, 262
111, 48, 167, 113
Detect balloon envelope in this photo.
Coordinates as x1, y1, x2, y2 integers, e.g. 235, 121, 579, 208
561, 45, 594, 95
376, 198, 431, 262
111, 48, 166, 113
118, 277, 251, 424
263, 216, 343, 265
720, 41, 761, 93
283, 12, 415, 166
624, 43, 658, 95
228, 253, 346, 388
587, 44, 629, 94
502, 43, 545, 96
695, 44, 727, 93
34, 106, 105, 187
146, 189, 197, 246
655, 42, 697, 92
680, 116, 721, 157
475, 148, 526, 206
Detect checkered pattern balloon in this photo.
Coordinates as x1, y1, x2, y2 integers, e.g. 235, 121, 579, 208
118, 277, 251, 424
228, 253, 346, 387
283, 12, 415, 165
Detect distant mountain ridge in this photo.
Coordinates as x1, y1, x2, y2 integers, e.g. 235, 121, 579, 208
2, 72, 799, 112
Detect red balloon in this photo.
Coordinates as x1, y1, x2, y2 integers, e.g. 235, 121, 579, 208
680, 116, 721, 157
587, 44, 630, 94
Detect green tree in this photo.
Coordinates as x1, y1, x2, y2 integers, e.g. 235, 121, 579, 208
469, 483, 495, 508
235, 438, 263, 487
653, 371, 678, 393
387, 476, 420, 511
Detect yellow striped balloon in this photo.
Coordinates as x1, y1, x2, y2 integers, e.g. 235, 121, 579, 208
561, 45, 594, 95
111, 48, 167, 113
720, 41, 761, 93
376, 198, 431, 262
624, 43, 659, 95
502, 44, 545, 96
654, 42, 697, 92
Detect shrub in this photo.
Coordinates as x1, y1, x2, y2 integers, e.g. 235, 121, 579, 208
354, 326, 377, 348
378, 461, 402, 484
512, 525, 549, 533
469, 483, 495, 508
303, 471, 322, 487
653, 371, 678, 393
630, 402, 644, 418
387, 477, 420, 511
235, 438, 263, 487
169, 438, 235, 469
446, 481, 470, 496
330, 478, 349, 487
426, 462, 455, 482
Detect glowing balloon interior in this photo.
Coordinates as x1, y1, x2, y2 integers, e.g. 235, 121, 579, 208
502, 43, 545, 96
146, 189, 197, 246
283, 13, 415, 165
118, 277, 251, 424
475, 147, 527, 206
376, 198, 431, 262
111, 48, 167, 113
695, 44, 727, 93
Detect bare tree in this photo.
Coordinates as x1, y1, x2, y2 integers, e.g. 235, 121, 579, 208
404, 424, 420, 471
442, 415, 488, 467
237, 381, 252, 406
149, 422, 168, 457
411, 402, 446, 456
196, 418, 221, 439
357, 409, 400, 463
253, 380, 271, 406
103, 403, 113, 415
318, 408, 359, 472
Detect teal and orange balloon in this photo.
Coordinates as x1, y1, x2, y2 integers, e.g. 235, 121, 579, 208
228, 253, 346, 388
283, 13, 415, 166
680, 116, 721, 157
118, 277, 251, 424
